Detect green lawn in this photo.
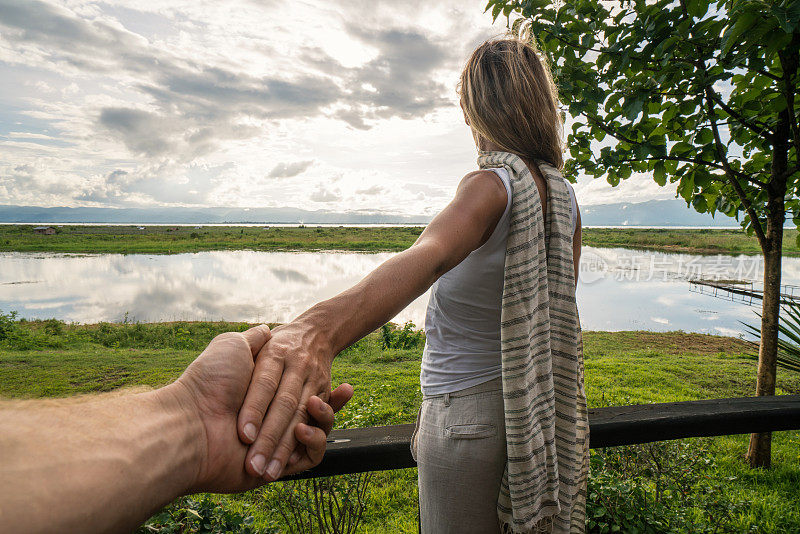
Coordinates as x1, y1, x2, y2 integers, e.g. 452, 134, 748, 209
1, 320, 798, 532
1, 225, 798, 256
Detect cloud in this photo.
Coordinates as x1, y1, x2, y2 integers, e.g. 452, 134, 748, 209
356, 185, 386, 195
0, 0, 527, 215
267, 160, 314, 179
344, 26, 454, 118
309, 185, 341, 203
403, 182, 449, 197
99, 108, 174, 157
301, 25, 456, 128
0, 0, 460, 162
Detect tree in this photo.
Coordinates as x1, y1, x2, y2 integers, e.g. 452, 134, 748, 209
485, 0, 800, 467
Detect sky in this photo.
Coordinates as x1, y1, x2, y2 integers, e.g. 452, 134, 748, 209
0, 0, 680, 217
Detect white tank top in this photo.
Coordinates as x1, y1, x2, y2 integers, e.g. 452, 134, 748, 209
420, 167, 578, 396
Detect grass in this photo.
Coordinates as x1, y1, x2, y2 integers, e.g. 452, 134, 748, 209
1, 319, 799, 532
0, 225, 425, 254
582, 227, 800, 257
2, 225, 798, 256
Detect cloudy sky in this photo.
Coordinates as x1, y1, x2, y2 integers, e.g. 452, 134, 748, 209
0, 0, 677, 216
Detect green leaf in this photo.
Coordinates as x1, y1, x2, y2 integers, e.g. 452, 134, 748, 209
692, 194, 708, 213
686, 0, 709, 19
492, 2, 502, 21
697, 128, 714, 145
677, 175, 695, 203
771, 2, 800, 33
653, 160, 667, 186
721, 11, 758, 56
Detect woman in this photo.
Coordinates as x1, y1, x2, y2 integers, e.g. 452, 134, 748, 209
237, 36, 588, 533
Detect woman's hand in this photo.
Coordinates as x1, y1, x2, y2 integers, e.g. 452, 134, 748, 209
237, 321, 337, 480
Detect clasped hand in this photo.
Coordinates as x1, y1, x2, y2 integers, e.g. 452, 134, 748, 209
235, 322, 338, 480
177, 323, 347, 492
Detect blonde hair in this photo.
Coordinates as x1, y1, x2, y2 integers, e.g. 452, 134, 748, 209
459, 36, 564, 169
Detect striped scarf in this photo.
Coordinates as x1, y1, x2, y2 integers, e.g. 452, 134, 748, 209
477, 151, 589, 533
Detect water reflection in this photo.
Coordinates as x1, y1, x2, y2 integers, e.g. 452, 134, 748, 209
0, 251, 429, 325
1, 248, 797, 337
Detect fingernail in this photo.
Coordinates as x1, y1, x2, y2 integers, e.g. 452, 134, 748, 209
266, 459, 281, 480
243, 423, 257, 442
289, 451, 301, 464
304, 425, 314, 439
251, 454, 266, 476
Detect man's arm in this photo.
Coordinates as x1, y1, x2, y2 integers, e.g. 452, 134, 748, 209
0, 385, 204, 533
0, 326, 352, 534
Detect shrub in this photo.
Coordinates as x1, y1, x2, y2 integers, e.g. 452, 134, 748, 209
0, 315, 70, 350
137, 496, 263, 533
43, 318, 63, 336
0, 310, 17, 340
587, 440, 753, 533
272, 473, 372, 534
379, 322, 424, 350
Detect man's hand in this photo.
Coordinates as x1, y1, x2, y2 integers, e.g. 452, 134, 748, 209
236, 322, 336, 480
174, 325, 349, 492
0, 324, 352, 534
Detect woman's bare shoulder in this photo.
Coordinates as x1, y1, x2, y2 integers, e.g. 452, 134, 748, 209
459, 169, 507, 200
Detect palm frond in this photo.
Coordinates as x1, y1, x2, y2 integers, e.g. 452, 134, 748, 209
740, 301, 800, 373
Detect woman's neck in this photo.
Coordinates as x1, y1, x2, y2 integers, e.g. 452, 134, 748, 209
478, 139, 538, 171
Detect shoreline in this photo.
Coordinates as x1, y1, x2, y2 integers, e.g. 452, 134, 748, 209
0, 225, 797, 257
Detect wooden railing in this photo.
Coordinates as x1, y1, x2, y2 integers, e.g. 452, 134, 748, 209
286, 395, 800, 480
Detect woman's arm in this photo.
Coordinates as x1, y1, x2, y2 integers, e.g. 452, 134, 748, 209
237, 170, 509, 480
299, 170, 509, 354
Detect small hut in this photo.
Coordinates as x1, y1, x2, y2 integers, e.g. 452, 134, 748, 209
33, 226, 56, 235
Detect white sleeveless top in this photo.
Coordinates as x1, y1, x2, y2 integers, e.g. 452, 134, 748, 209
420, 167, 578, 396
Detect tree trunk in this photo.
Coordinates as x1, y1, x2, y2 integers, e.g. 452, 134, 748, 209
746, 107, 790, 468
746, 231, 782, 468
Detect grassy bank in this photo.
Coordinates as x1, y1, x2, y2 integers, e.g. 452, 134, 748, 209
1, 224, 798, 256
0, 225, 425, 254
1, 319, 799, 532
583, 227, 800, 256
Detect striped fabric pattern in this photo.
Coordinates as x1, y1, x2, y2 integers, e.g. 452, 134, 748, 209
477, 151, 589, 533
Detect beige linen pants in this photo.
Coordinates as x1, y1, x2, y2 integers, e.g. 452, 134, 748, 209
411, 377, 507, 534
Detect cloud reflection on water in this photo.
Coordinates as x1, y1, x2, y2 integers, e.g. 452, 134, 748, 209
1, 248, 798, 338
0, 251, 430, 325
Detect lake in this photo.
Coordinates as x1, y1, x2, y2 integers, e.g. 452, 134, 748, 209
2, 248, 797, 338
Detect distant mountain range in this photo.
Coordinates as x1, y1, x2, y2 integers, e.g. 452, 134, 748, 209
0, 198, 741, 227
0, 206, 428, 225
579, 199, 740, 227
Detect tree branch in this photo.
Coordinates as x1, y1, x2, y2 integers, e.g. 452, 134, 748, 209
778, 34, 800, 169
704, 86, 768, 247
585, 114, 764, 186
615, 155, 722, 173
752, 67, 782, 82
707, 91, 775, 141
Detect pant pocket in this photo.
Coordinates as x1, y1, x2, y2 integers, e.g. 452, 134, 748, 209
410, 403, 424, 462
444, 423, 496, 440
